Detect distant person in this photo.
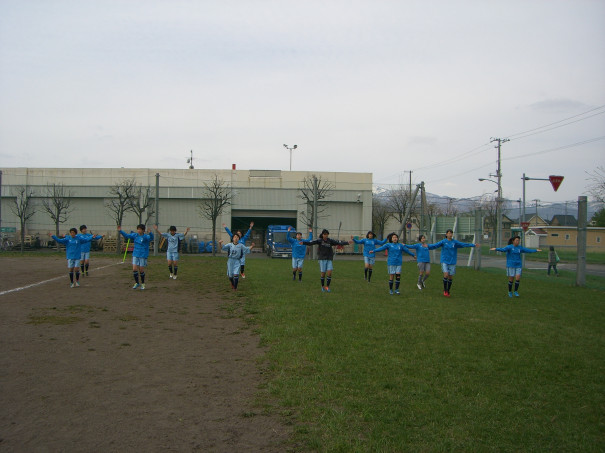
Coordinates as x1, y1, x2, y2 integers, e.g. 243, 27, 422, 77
351, 231, 388, 282
431, 229, 478, 297
154, 225, 190, 279
118, 224, 154, 290
49, 228, 94, 288
370, 232, 416, 295
287, 227, 312, 281
219, 234, 254, 291
223, 222, 254, 278
491, 236, 541, 297
303, 229, 352, 292
547, 245, 560, 277
406, 234, 439, 290
77, 225, 103, 276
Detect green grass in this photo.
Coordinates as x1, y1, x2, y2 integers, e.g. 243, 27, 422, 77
230, 257, 605, 452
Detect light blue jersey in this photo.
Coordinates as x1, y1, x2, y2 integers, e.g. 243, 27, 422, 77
119, 230, 154, 258
495, 244, 538, 268
222, 242, 252, 277
287, 230, 312, 259
373, 242, 415, 266
432, 238, 475, 265
52, 234, 93, 260
76, 233, 102, 253
406, 242, 438, 263
353, 237, 388, 257
161, 232, 185, 253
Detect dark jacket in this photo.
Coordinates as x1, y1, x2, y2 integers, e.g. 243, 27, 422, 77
303, 237, 348, 260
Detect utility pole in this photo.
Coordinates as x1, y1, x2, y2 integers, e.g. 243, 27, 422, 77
532, 199, 540, 219
312, 175, 318, 260
0, 170, 3, 234
490, 137, 509, 249
154, 173, 159, 256
576, 196, 587, 286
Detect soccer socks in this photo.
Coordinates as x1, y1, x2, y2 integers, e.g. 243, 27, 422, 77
80, 263, 85, 273
447, 279, 453, 292
443, 278, 448, 291
85, 263, 89, 273
140, 272, 145, 283
133, 271, 139, 283
389, 280, 394, 290
298, 271, 303, 281
418, 275, 423, 285
515, 281, 520, 291
321, 277, 325, 287
173, 266, 178, 276
75, 271, 80, 282
293, 270, 297, 280
233, 275, 239, 289
240, 265, 245, 275
364, 268, 368, 280
169, 265, 173, 274
395, 275, 400, 290
326, 277, 331, 287
69, 271, 74, 283
368, 269, 373, 282
508, 281, 513, 292
422, 274, 429, 283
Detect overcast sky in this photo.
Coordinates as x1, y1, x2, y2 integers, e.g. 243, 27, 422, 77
1, 0, 604, 204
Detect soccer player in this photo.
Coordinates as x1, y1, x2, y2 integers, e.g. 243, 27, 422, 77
303, 229, 352, 292
219, 234, 255, 290
49, 228, 94, 288
287, 226, 312, 281
77, 225, 103, 277
223, 222, 254, 278
406, 234, 439, 290
431, 229, 478, 297
154, 225, 190, 279
370, 233, 416, 295
490, 236, 541, 297
351, 231, 388, 282
118, 224, 154, 290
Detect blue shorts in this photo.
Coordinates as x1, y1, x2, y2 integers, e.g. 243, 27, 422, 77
417, 262, 430, 272
133, 256, 148, 267
292, 257, 305, 269
319, 260, 333, 273
441, 263, 456, 275
80, 252, 90, 261
167, 251, 179, 261
227, 258, 241, 277
507, 267, 522, 278
388, 265, 402, 275
364, 256, 375, 265
67, 259, 79, 268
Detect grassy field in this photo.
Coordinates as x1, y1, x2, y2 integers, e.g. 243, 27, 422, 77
236, 257, 605, 452
3, 252, 604, 451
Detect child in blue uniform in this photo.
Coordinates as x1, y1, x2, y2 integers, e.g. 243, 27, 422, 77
370, 233, 416, 295
431, 229, 478, 297
287, 226, 312, 281
219, 234, 255, 290
406, 234, 438, 290
491, 236, 541, 297
303, 229, 351, 292
49, 228, 94, 287
118, 224, 154, 290
77, 225, 103, 276
154, 225, 190, 279
351, 231, 388, 282
223, 222, 254, 278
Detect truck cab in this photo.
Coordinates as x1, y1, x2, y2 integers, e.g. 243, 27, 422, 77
265, 225, 295, 258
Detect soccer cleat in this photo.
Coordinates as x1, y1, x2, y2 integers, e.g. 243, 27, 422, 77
70, 283, 74, 288
172, 275, 177, 280
421, 281, 426, 288
133, 283, 140, 289
75, 281, 80, 287
85, 271, 89, 276
169, 273, 173, 279
508, 292, 513, 298
241, 273, 246, 279
389, 290, 394, 295
513, 291, 519, 297
443, 291, 448, 296
140, 284, 146, 290
323, 286, 331, 292
417, 283, 422, 290
395, 289, 400, 295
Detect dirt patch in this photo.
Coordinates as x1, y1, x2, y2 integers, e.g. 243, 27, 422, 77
0, 256, 290, 452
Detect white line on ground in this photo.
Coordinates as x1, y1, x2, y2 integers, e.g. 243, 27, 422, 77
0, 262, 122, 296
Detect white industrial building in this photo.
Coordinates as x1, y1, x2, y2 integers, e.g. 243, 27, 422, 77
0, 168, 373, 250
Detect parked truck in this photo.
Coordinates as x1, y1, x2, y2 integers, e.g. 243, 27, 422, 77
265, 224, 295, 258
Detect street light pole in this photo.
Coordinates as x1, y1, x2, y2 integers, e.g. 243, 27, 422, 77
283, 144, 297, 171
478, 177, 500, 248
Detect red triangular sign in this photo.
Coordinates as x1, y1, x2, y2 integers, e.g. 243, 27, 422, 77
549, 175, 564, 192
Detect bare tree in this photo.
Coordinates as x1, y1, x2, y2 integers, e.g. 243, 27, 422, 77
199, 174, 232, 256
41, 183, 73, 249
298, 175, 334, 229
442, 197, 459, 217
385, 185, 418, 242
129, 184, 156, 225
105, 179, 137, 252
586, 166, 605, 204
476, 195, 499, 247
372, 193, 390, 239
10, 186, 36, 253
